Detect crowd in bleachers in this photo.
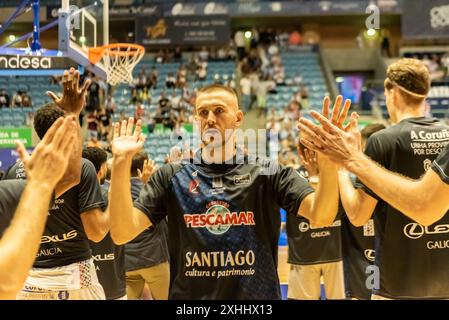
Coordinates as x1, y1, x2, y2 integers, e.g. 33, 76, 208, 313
404, 52, 449, 82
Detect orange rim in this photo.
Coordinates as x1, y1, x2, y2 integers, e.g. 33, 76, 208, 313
88, 43, 145, 65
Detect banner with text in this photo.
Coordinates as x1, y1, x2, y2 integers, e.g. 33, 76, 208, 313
0, 127, 32, 149
136, 15, 230, 46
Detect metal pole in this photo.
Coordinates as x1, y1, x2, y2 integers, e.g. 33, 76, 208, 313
31, 0, 41, 52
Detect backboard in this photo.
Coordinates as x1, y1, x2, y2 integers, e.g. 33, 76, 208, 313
59, 0, 109, 78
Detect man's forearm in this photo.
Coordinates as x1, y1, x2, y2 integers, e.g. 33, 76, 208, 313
347, 152, 436, 225
0, 181, 52, 298
55, 119, 82, 197
338, 170, 365, 225
309, 164, 339, 227
109, 156, 137, 244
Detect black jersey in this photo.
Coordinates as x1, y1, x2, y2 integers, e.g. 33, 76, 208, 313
341, 175, 375, 300
341, 215, 375, 300
4, 159, 105, 268
432, 143, 449, 185
287, 166, 342, 265
287, 213, 342, 265
125, 177, 169, 272
356, 117, 449, 299
0, 179, 27, 234
286, 170, 342, 265
90, 184, 126, 300
133, 152, 314, 300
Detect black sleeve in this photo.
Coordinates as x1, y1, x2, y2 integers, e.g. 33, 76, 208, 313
0, 180, 26, 235
78, 159, 105, 213
271, 163, 315, 215
354, 134, 388, 201
100, 184, 109, 208
133, 164, 175, 225
431, 143, 449, 185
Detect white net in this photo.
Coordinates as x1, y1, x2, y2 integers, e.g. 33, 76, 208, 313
99, 45, 145, 86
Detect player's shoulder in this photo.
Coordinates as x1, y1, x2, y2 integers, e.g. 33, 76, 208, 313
0, 179, 26, 199
156, 161, 185, 181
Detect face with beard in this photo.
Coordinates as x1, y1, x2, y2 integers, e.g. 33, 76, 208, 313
195, 88, 243, 149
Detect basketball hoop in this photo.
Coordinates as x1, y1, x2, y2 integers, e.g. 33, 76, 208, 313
88, 43, 145, 86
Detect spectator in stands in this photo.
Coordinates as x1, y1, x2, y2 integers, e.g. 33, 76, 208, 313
97, 108, 111, 142
134, 103, 145, 122
148, 66, 158, 89
256, 78, 275, 118
234, 29, 246, 60
300, 84, 310, 109
21, 91, 32, 108
278, 30, 289, 50
87, 76, 101, 111
196, 63, 207, 82
176, 65, 188, 88
155, 50, 164, 64
174, 47, 182, 61
130, 88, 140, 105
248, 49, 262, 72
12, 90, 23, 108
136, 69, 147, 91
273, 61, 285, 85
154, 108, 164, 124
293, 71, 303, 85
105, 95, 116, 115
240, 57, 252, 75
289, 30, 302, 46
165, 72, 176, 89
199, 46, 209, 62
146, 113, 156, 134
163, 110, 176, 130
0, 88, 10, 108
86, 110, 99, 141
217, 47, 228, 61
170, 91, 181, 112
139, 87, 151, 105
158, 92, 170, 113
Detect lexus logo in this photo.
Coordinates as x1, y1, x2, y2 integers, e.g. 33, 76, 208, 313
403, 223, 449, 239
404, 223, 425, 239
298, 222, 309, 232
364, 249, 375, 262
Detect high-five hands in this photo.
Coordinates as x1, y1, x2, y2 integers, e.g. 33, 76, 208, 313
112, 117, 146, 159
46, 67, 91, 115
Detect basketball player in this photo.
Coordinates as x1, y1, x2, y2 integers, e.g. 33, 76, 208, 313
82, 147, 126, 300
3, 68, 109, 300
300, 58, 449, 299
125, 152, 170, 300
108, 84, 343, 299
0, 117, 76, 299
341, 124, 385, 300
286, 141, 345, 300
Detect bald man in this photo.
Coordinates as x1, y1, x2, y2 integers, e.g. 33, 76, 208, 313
107, 84, 341, 299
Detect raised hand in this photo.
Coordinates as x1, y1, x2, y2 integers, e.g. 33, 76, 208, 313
138, 159, 158, 184
297, 111, 361, 167
112, 117, 145, 159
298, 147, 318, 177
319, 95, 351, 129
16, 116, 77, 187
46, 67, 91, 115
